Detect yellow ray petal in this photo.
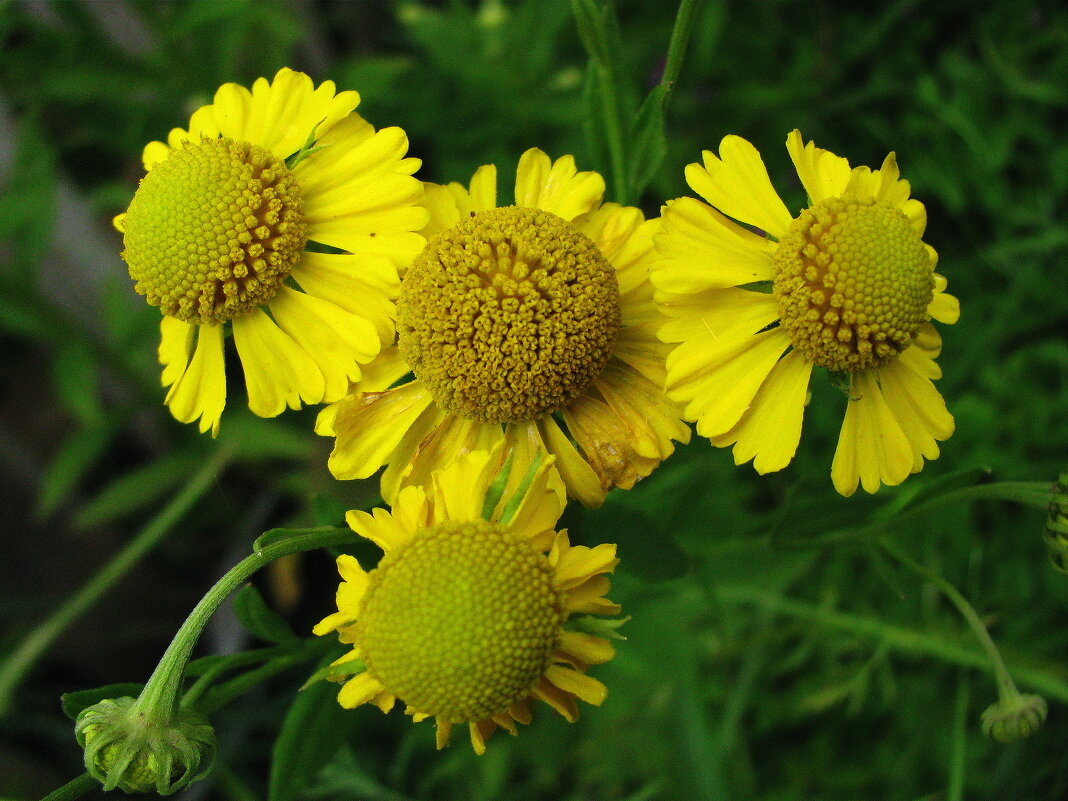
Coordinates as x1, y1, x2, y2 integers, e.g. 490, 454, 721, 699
553, 542, 619, 589
163, 323, 226, 436
686, 136, 792, 238
337, 672, 385, 709
537, 415, 606, 508
544, 665, 608, 706
831, 372, 913, 496
596, 363, 691, 460
269, 288, 379, 402
561, 395, 660, 492
565, 575, 622, 615
653, 196, 775, 293
327, 382, 436, 480
399, 416, 504, 509
785, 129, 852, 205
928, 290, 960, 325
159, 316, 195, 389
558, 631, 616, 666
291, 251, 400, 345
232, 307, 325, 417
514, 149, 604, 221
435, 720, 453, 750
421, 182, 463, 240
879, 358, 954, 472
658, 286, 780, 348
378, 403, 451, 503
466, 164, 498, 210
710, 349, 813, 474
345, 488, 425, 553
530, 678, 579, 723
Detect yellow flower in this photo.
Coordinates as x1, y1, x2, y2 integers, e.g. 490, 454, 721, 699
318, 149, 689, 507
313, 448, 621, 755
653, 131, 959, 496
115, 68, 427, 435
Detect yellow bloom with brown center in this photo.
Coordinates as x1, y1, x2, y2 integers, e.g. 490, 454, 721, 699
653, 131, 959, 496
317, 149, 690, 508
116, 68, 428, 435
313, 448, 621, 755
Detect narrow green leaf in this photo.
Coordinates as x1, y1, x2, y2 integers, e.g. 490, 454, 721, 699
268, 659, 360, 801
627, 84, 669, 198
233, 584, 297, 644
37, 424, 116, 517
298, 656, 365, 692
61, 683, 144, 721
73, 451, 202, 530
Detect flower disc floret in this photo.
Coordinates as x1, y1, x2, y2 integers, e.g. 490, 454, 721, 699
356, 519, 565, 723
397, 206, 621, 423
772, 196, 933, 372
122, 137, 308, 324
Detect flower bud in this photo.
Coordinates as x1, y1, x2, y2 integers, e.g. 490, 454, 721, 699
980, 693, 1048, 743
75, 697, 216, 795
1044, 471, 1068, 574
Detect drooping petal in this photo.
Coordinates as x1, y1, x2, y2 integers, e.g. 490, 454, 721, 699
685, 135, 793, 238
558, 631, 616, 666
232, 307, 325, 417
785, 129, 852, 205
514, 149, 604, 221
879, 357, 954, 472
327, 382, 436, 480
268, 287, 380, 402
337, 671, 385, 709
710, 349, 813, 474
831, 371, 914, 496
291, 251, 400, 345
159, 316, 195, 389
652, 196, 776, 293
544, 665, 608, 706
163, 323, 226, 436
537, 415, 607, 508
345, 488, 426, 553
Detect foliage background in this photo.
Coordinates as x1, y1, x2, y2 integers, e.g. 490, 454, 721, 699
0, 0, 1065, 799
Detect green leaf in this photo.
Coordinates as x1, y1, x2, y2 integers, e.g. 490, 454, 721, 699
232, 584, 296, 644
61, 683, 144, 721
628, 84, 668, 198
51, 341, 104, 426
888, 465, 993, 515
37, 423, 117, 518
73, 450, 203, 530
268, 658, 360, 801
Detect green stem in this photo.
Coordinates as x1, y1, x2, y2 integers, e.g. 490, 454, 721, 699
0, 448, 232, 719
879, 539, 1021, 701
659, 0, 702, 109
195, 651, 311, 715
132, 527, 355, 723
714, 584, 1068, 703
39, 773, 96, 801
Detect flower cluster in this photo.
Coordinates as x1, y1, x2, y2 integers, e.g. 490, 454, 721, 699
108, 68, 958, 757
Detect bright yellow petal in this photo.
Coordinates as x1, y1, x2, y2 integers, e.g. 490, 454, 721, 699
467, 163, 498, 210
565, 575, 621, 616
558, 631, 615, 666
596, 365, 691, 460
378, 403, 450, 503
652, 196, 776, 293
831, 372, 914, 496
428, 447, 500, 523
399, 420, 503, 519
163, 323, 226, 436
345, 487, 426, 554
553, 540, 619, 589
337, 671, 384, 709
577, 204, 653, 297
928, 290, 960, 325
328, 382, 436, 480
530, 678, 578, 723
299, 123, 427, 237
537, 415, 606, 508
420, 182, 464, 240
710, 349, 813, 474
658, 286, 780, 348
785, 129, 852, 204
291, 251, 399, 345
879, 358, 954, 472
268, 287, 379, 402
435, 720, 453, 750
232, 307, 325, 417
159, 316, 195, 388
544, 665, 607, 706
668, 327, 792, 438
513, 149, 604, 221
686, 136, 792, 238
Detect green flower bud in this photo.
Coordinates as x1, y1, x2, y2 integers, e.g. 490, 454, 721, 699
75, 696, 216, 795
1044, 471, 1068, 574
980, 693, 1048, 743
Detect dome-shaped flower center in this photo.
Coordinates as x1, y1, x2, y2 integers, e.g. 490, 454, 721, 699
772, 196, 933, 372
397, 206, 621, 423
121, 137, 308, 324
356, 519, 564, 723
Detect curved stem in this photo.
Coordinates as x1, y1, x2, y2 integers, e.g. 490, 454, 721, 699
879, 539, 1020, 701
0, 447, 232, 719
133, 527, 355, 723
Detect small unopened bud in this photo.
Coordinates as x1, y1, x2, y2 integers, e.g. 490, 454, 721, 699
1044, 471, 1068, 574
981, 693, 1048, 743
75, 697, 216, 795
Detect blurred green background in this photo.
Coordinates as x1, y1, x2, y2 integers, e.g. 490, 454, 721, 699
0, 1, 1065, 799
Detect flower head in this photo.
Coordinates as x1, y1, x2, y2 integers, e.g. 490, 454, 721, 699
981, 692, 1048, 743
313, 447, 622, 754
75, 696, 215, 795
653, 131, 959, 495
117, 68, 427, 435
319, 149, 689, 507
